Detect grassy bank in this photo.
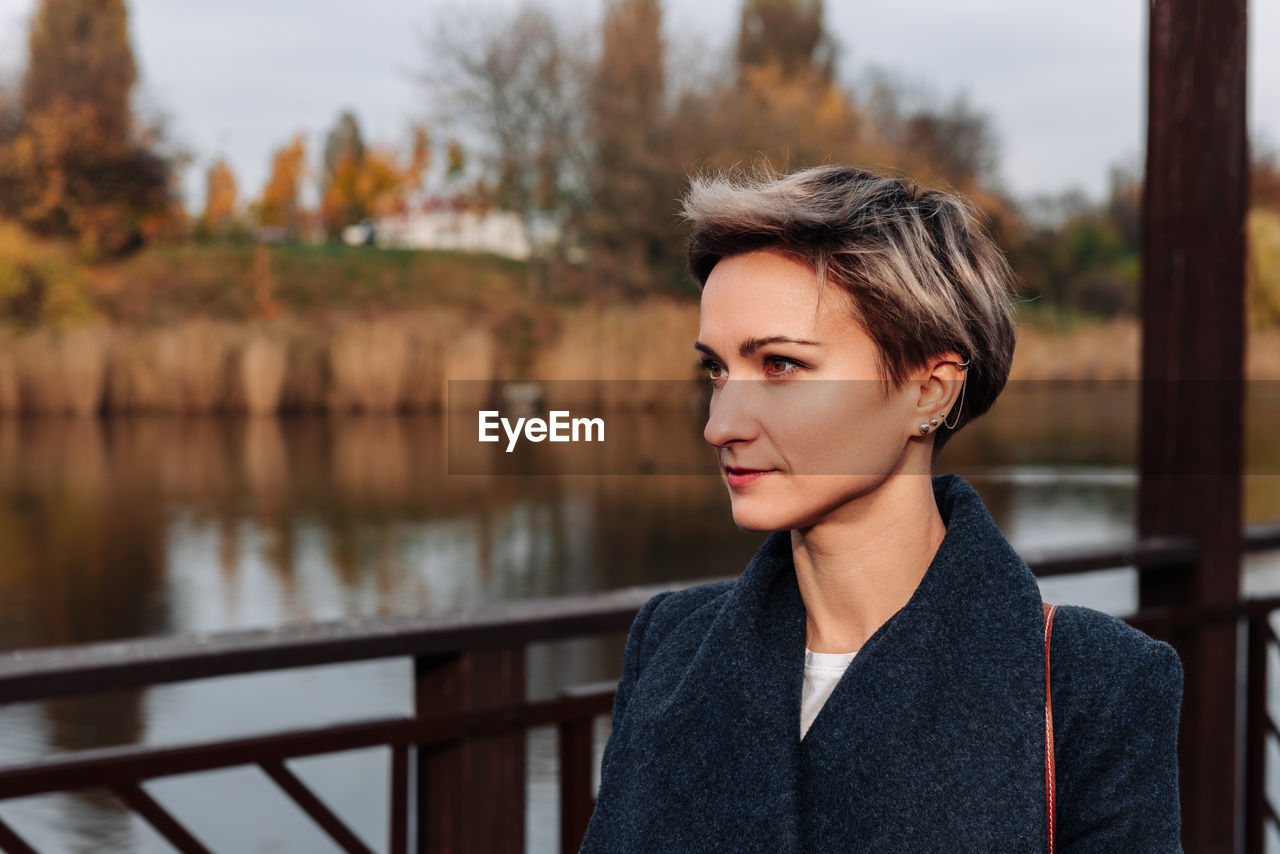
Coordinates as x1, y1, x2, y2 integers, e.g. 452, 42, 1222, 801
0, 243, 702, 414
86, 243, 536, 323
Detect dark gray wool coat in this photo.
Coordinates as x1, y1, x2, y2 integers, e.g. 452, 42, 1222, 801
580, 474, 1183, 853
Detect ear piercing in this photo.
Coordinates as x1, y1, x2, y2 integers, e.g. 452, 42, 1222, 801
919, 359, 971, 435
919, 416, 942, 434
942, 361, 969, 430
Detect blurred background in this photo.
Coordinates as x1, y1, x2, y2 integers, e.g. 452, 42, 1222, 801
0, 0, 1277, 851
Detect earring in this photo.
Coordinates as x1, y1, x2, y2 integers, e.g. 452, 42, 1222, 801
920, 358, 971, 437
942, 367, 968, 430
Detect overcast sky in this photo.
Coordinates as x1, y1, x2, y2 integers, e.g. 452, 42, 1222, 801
1, 0, 1277, 211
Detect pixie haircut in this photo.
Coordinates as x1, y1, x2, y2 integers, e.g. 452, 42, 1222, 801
681, 165, 1017, 450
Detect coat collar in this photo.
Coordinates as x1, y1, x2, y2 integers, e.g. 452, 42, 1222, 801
731, 473, 1039, 622
645, 473, 1048, 849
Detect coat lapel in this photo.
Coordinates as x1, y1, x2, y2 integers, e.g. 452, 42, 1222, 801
799, 474, 1047, 850
619, 528, 808, 850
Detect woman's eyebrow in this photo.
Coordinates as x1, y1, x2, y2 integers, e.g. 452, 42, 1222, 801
694, 336, 822, 360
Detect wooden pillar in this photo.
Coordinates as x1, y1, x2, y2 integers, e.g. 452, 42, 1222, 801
558, 716, 595, 854
414, 649, 526, 854
1139, 2, 1247, 853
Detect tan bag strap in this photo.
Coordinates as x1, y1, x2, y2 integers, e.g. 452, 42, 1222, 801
1043, 602, 1058, 854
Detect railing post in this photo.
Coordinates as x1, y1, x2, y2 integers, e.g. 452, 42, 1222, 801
414, 648, 526, 854
1245, 615, 1268, 854
1139, 2, 1247, 852
558, 715, 595, 854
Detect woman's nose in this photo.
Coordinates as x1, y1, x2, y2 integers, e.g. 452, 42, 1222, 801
703, 380, 760, 447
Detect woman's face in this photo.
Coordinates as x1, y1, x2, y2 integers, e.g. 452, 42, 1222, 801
697, 250, 933, 532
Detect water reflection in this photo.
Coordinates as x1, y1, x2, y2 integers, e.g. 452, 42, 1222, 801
0, 381, 1278, 851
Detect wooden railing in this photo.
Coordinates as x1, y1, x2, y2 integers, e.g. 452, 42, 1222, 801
0, 529, 1277, 853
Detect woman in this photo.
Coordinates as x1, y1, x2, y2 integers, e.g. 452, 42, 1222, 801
579, 166, 1182, 852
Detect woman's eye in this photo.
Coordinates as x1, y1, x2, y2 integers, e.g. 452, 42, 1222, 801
698, 356, 801, 383
764, 356, 802, 376
698, 359, 727, 383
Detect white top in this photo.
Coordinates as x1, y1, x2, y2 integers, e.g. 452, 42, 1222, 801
800, 647, 857, 739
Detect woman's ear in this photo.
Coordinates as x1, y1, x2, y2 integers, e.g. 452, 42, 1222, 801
911, 352, 967, 433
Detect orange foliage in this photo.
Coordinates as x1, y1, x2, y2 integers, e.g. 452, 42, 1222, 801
320, 125, 429, 237
445, 139, 467, 181
252, 135, 308, 237
673, 62, 868, 175
199, 158, 238, 237
0, 0, 177, 256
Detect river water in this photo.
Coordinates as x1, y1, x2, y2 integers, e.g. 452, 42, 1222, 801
1, 381, 1279, 852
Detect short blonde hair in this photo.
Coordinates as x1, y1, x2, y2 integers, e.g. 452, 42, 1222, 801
681, 165, 1017, 450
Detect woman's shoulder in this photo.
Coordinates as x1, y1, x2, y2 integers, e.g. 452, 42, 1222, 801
609, 580, 737, 722
630, 579, 736, 650
1046, 606, 1184, 846
1049, 604, 1182, 696
1048, 604, 1183, 765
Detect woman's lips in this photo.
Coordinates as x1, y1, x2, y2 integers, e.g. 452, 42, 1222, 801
724, 467, 773, 488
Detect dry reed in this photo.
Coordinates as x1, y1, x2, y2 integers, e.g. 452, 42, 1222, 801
441, 323, 497, 413
0, 329, 18, 413
327, 320, 410, 413
1012, 318, 1280, 380
236, 332, 288, 415
278, 324, 329, 412
534, 301, 700, 409
106, 321, 238, 412
1009, 318, 1139, 381
399, 311, 457, 411
19, 308, 1280, 416
399, 310, 497, 412
1248, 328, 1280, 379
14, 325, 110, 415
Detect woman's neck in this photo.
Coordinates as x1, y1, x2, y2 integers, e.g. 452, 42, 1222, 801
792, 475, 947, 653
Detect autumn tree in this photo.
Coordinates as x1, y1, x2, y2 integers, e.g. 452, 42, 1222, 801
197, 158, 239, 239
861, 75, 999, 193
424, 0, 1012, 292
737, 0, 835, 82
662, 0, 874, 183
319, 112, 429, 239
323, 111, 366, 186
0, 0, 178, 256
251, 135, 308, 241
425, 4, 587, 256
0, 71, 19, 143
585, 0, 683, 293
320, 111, 368, 238
444, 139, 467, 183
718, 1, 1010, 223
1004, 168, 1142, 318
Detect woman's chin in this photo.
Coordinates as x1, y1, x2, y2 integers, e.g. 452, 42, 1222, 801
730, 503, 795, 533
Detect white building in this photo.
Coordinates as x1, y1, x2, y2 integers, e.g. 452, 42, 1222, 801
375, 201, 541, 259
